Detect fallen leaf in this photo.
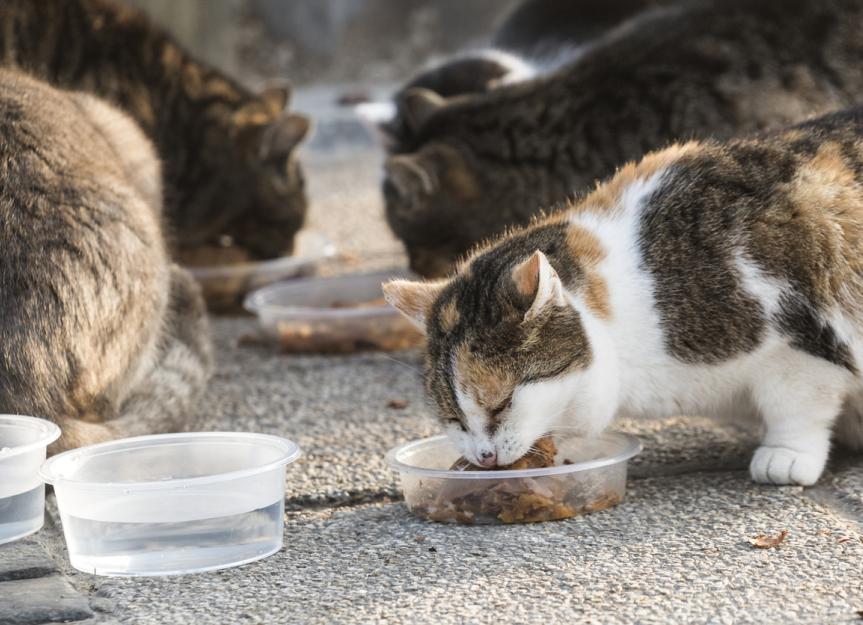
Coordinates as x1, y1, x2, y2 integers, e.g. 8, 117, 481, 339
749, 530, 789, 549
387, 399, 409, 410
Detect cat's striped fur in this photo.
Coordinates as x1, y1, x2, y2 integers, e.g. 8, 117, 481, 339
0, 69, 211, 452
382, 0, 863, 278
386, 106, 863, 485
0, 0, 310, 260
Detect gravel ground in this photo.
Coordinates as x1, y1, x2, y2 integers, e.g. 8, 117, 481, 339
25, 88, 863, 624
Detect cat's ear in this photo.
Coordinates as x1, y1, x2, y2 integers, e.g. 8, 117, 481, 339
260, 84, 292, 113
384, 154, 438, 208
399, 87, 446, 133
355, 101, 399, 148
259, 114, 311, 162
512, 251, 565, 323
382, 279, 446, 330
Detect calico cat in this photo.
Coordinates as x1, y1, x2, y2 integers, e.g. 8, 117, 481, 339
359, 0, 663, 154
381, 0, 863, 277
0, 0, 310, 261
0, 69, 211, 452
385, 105, 863, 486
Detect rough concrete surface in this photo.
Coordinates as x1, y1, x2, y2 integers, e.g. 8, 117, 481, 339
8, 89, 863, 625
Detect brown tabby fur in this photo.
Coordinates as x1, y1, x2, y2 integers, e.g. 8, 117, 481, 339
0, 0, 310, 260
385, 0, 863, 277
0, 69, 211, 452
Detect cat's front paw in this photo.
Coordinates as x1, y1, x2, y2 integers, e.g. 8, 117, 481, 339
749, 445, 824, 486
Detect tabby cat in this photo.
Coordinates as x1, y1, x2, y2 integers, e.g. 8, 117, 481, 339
0, 69, 211, 452
381, 0, 863, 277
385, 105, 863, 486
360, 0, 663, 154
0, 0, 310, 261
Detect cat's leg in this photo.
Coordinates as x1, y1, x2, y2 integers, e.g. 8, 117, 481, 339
748, 351, 851, 486
100, 265, 212, 440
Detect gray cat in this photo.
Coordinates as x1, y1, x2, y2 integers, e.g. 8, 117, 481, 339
381, 0, 863, 277
0, 70, 211, 452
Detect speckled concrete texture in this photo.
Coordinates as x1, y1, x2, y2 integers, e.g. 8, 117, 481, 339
28, 92, 863, 625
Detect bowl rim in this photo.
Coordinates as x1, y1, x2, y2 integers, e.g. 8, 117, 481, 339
39, 431, 301, 491
243, 268, 413, 316
185, 231, 337, 280
0, 414, 61, 459
385, 430, 642, 480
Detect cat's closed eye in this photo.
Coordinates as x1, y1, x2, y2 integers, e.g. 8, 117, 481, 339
448, 418, 467, 432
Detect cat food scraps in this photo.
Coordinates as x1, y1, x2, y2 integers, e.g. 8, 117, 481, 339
416, 437, 622, 524
749, 530, 789, 549
274, 304, 424, 354
450, 436, 558, 471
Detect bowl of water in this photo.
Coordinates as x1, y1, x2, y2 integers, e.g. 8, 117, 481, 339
387, 430, 641, 524
0, 415, 61, 544
40, 432, 300, 577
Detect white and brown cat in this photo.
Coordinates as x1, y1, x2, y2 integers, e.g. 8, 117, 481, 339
385, 106, 863, 486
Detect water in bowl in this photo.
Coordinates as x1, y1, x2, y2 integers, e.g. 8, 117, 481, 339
62, 496, 284, 576
0, 485, 45, 544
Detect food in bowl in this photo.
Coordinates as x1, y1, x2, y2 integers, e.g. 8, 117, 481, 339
387, 431, 640, 525
245, 271, 425, 353
183, 231, 336, 313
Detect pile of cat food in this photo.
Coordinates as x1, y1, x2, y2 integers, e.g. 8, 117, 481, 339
408, 436, 624, 525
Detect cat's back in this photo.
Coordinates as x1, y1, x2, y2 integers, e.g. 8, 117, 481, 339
0, 68, 160, 209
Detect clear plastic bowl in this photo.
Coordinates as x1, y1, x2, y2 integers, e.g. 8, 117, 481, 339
40, 432, 301, 577
0, 415, 61, 544
244, 270, 425, 353
186, 231, 337, 312
387, 430, 641, 524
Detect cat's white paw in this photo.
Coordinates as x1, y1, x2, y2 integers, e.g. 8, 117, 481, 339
749, 446, 824, 486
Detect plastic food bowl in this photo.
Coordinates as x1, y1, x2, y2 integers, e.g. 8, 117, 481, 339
40, 432, 300, 577
387, 430, 641, 524
0, 415, 61, 544
244, 269, 424, 353
186, 231, 337, 312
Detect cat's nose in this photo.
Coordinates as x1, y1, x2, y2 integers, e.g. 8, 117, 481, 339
478, 450, 497, 467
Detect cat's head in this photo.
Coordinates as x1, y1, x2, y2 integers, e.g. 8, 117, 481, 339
175, 85, 311, 260
377, 88, 561, 278
384, 223, 617, 466
356, 50, 533, 154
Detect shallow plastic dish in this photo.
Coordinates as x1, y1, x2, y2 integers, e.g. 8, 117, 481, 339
387, 430, 641, 524
0, 415, 61, 544
186, 230, 337, 312
244, 269, 424, 353
40, 432, 300, 577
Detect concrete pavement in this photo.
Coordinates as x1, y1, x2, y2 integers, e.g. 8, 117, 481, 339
5, 98, 863, 625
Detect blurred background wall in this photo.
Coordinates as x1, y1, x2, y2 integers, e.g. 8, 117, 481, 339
121, 0, 520, 87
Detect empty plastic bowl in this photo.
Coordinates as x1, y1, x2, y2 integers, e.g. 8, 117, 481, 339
244, 269, 424, 353
40, 432, 300, 576
387, 430, 641, 524
186, 230, 337, 312
0, 415, 61, 544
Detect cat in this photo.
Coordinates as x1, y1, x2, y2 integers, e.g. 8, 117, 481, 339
379, 0, 863, 278
0, 0, 311, 261
385, 104, 863, 486
0, 69, 211, 452
358, 0, 664, 154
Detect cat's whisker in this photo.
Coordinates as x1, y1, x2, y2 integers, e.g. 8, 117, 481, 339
379, 353, 424, 377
